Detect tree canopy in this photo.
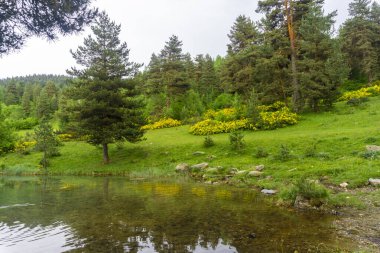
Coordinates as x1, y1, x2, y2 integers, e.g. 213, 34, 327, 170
0, 0, 97, 55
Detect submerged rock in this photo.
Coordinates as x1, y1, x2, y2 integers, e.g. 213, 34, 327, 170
366, 145, 380, 152
248, 171, 263, 177
369, 178, 380, 186
175, 163, 190, 173
255, 165, 265, 171
261, 189, 277, 195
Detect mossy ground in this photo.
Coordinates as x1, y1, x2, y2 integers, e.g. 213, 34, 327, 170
1, 98, 380, 208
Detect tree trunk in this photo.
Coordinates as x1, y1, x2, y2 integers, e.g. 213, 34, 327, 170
285, 0, 301, 112
102, 143, 110, 164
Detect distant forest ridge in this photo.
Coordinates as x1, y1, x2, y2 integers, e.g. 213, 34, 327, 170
0, 74, 72, 87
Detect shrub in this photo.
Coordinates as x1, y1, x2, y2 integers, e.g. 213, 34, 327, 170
141, 118, 182, 130
229, 131, 245, 151
57, 133, 75, 142
6, 117, 38, 130
189, 119, 249, 135
281, 178, 329, 205
203, 135, 215, 148
361, 150, 379, 160
255, 147, 269, 158
204, 108, 237, 122
258, 107, 298, 130
14, 141, 36, 155
339, 83, 380, 102
274, 144, 292, 161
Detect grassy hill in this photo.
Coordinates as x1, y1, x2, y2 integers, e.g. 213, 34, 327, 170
1, 97, 380, 206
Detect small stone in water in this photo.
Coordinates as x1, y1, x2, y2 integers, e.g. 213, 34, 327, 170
261, 189, 277, 195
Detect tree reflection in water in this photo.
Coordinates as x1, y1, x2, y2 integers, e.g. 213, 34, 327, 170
0, 177, 353, 253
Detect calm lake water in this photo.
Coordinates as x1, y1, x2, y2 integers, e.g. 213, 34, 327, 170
0, 176, 354, 253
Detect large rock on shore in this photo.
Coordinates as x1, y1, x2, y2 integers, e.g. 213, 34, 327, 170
175, 163, 190, 173
369, 178, 380, 186
191, 162, 209, 171
248, 171, 263, 177
366, 145, 380, 152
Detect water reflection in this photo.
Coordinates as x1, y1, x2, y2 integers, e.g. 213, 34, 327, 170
0, 177, 352, 252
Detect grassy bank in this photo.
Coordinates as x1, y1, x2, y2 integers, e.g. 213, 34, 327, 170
1, 98, 380, 207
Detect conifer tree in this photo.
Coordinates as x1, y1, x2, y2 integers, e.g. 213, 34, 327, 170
67, 12, 145, 163
340, 0, 380, 82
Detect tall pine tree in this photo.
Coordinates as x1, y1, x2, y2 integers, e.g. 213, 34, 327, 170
67, 12, 145, 163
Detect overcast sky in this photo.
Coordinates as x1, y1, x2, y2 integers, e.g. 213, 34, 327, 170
0, 0, 361, 78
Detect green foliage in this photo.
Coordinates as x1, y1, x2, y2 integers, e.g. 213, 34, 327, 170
0, 104, 15, 154
281, 178, 329, 204
6, 117, 38, 130
229, 131, 245, 151
34, 120, 61, 170
274, 144, 292, 162
67, 12, 146, 163
212, 93, 235, 109
203, 135, 215, 148
255, 147, 269, 158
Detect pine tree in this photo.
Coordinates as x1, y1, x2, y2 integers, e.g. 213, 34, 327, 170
221, 15, 260, 95
298, 4, 348, 111
4, 82, 19, 105
67, 12, 146, 163
34, 119, 60, 171
0, 104, 15, 154
340, 0, 380, 82
21, 85, 33, 117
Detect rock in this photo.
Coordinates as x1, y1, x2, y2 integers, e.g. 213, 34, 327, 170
175, 163, 189, 173
261, 189, 277, 195
255, 165, 265, 171
369, 178, 380, 186
228, 168, 238, 175
248, 171, 263, 177
248, 233, 256, 239
206, 167, 219, 174
366, 145, 380, 152
207, 155, 216, 160
191, 162, 209, 170
236, 170, 247, 175
339, 182, 349, 188
193, 151, 206, 156
294, 196, 311, 209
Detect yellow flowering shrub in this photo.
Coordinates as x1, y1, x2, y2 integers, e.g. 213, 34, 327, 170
142, 118, 182, 130
57, 133, 75, 142
189, 102, 298, 135
204, 108, 237, 121
339, 84, 380, 101
14, 141, 36, 153
258, 107, 298, 130
189, 119, 249, 135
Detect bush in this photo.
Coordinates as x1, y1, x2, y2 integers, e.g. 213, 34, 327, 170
339, 84, 380, 102
6, 117, 38, 130
203, 135, 215, 148
281, 178, 329, 205
274, 144, 292, 161
204, 108, 237, 122
190, 119, 249, 135
255, 147, 269, 158
141, 118, 182, 130
14, 140, 36, 155
229, 131, 245, 151
258, 107, 298, 130
212, 93, 235, 109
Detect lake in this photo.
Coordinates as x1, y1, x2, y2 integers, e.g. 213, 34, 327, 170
0, 176, 354, 252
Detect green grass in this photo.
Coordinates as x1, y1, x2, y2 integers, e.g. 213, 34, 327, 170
1, 98, 380, 205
